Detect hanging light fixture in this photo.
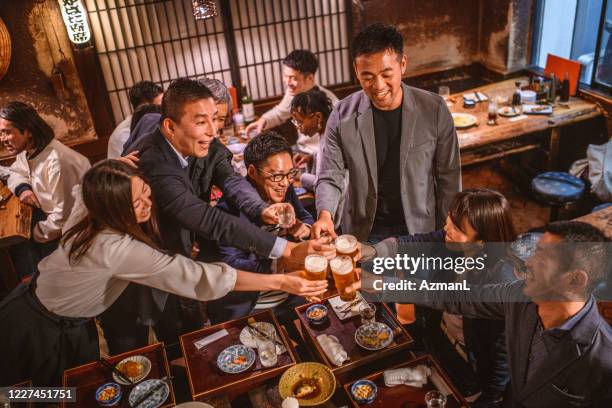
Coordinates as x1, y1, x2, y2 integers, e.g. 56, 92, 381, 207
192, 0, 218, 20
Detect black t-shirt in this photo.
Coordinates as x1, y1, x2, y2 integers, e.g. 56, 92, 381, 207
372, 103, 405, 227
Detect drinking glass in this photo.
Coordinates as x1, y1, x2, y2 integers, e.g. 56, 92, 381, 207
359, 302, 376, 325
277, 205, 295, 229
438, 86, 450, 100
255, 325, 278, 367
330, 255, 357, 301
487, 100, 498, 126
425, 390, 447, 408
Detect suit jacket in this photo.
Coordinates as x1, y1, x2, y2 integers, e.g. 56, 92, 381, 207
316, 83, 461, 240
423, 281, 612, 407
208, 185, 313, 322
127, 129, 276, 257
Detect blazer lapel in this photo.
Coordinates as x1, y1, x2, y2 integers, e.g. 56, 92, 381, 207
357, 94, 377, 194
399, 83, 418, 169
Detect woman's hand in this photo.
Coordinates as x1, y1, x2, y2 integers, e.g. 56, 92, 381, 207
280, 271, 328, 298
294, 153, 313, 168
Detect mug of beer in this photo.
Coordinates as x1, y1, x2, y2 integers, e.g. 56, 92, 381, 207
335, 234, 359, 266
304, 254, 328, 281
330, 255, 357, 301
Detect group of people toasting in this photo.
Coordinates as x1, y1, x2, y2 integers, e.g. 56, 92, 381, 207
0, 22, 611, 407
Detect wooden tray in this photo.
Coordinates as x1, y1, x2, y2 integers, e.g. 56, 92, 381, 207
62, 342, 175, 408
343, 354, 468, 408
295, 295, 413, 378
8, 380, 32, 408
180, 309, 297, 401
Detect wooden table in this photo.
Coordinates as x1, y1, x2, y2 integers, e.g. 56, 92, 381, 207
62, 342, 175, 408
452, 77, 602, 167
179, 309, 297, 402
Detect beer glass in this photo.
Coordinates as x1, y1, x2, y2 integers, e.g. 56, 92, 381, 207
330, 255, 357, 301
335, 234, 359, 266
304, 254, 328, 281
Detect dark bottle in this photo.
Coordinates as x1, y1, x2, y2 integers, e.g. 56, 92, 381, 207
560, 72, 570, 102
512, 81, 522, 107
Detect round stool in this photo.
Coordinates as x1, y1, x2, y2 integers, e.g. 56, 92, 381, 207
531, 171, 585, 221
592, 202, 612, 213
511, 232, 544, 262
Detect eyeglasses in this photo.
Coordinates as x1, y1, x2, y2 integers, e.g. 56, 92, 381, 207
257, 167, 300, 183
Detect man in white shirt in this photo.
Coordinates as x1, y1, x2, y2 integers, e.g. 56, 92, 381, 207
245, 50, 339, 155
107, 81, 163, 158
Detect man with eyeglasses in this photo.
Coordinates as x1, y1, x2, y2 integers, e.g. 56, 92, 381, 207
208, 131, 316, 327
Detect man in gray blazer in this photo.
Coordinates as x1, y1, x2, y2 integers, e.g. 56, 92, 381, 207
313, 24, 461, 241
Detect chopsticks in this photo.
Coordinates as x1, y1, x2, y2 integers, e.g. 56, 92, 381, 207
246, 317, 284, 348
99, 357, 133, 385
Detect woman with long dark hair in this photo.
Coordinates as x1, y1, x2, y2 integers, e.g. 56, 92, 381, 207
0, 101, 91, 277
0, 160, 327, 386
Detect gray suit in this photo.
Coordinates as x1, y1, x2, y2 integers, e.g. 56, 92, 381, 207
316, 83, 461, 241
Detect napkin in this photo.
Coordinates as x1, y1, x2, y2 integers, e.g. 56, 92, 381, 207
194, 328, 229, 350
383, 365, 431, 387
316, 334, 349, 367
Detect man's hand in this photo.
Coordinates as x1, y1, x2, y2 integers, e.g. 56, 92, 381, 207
294, 153, 313, 168
19, 190, 41, 208
280, 236, 336, 271
288, 220, 311, 241
280, 271, 328, 298
311, 210, 337, 239
261, 202, 295, 226
245, 118, 266, 135
117, 151, 140, 168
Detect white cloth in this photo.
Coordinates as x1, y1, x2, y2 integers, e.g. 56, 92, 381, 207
7, 139, 90, 242
107, 115, 131, 159
383, 365, 431, 387
35, 187, 237, 318
260, 85, 339, 155
316, 334, 348, 366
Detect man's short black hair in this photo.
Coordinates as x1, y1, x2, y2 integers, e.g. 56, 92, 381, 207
161, 78, 214, 122
544, 221, 610, 294
282, 50, 319, 75
351, 23, 404, 60
128, 81, 163, 110
244, 131, 293, 169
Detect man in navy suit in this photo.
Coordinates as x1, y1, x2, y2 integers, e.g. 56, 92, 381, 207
369, 221, 612, 407
210, 131, 314, 327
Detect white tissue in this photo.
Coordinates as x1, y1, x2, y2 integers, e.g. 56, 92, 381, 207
383, 364, 431, 388
316, 334, 349, 367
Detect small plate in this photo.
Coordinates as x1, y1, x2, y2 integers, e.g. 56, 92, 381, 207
113, 355, 151, 385
217, 344, 256, 374
350, 379, 378, 404
305, 304, 329, 325
239, 322, 286, 355
128, 379, 169, 408
451, 112, 478, 129
95, 382, 122, 407
497, 106, 521, 117
355, 322, 394, 351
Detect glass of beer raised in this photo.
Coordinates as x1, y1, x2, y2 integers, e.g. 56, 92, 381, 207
304, 254, 328, 281
330, 255, 357, 301
335, 234, 359, 265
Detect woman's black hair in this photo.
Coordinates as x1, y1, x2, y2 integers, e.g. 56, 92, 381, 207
290, 87, 333, 120
0, 101, 54, 157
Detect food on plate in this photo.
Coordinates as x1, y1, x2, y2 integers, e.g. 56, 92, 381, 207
233, 355, 248, 365
117, 360, 143, 378
307, 308, 326, 319
292, 374, 323, 399
353, 383, 374, 399
98, 385, 118, 401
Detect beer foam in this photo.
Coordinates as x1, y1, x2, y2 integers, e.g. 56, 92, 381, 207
330, 257, 353, 275
305, 255, 328, 272
336, 235, 357, 253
